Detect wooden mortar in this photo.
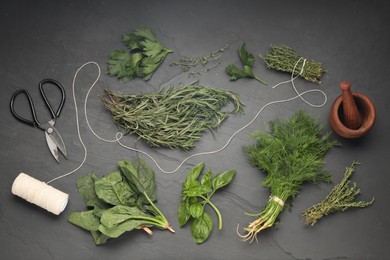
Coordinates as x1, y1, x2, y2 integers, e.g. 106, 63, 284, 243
330, 80, 376, 138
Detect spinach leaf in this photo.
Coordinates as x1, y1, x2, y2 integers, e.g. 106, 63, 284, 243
76, 173, 109, 210
99, 219, 145, 238
68, 210, 100, 231
68, 159, 174, 245
91, 231, 109, 245
100, 205, 148, 228
94, 171, 136, 206
190, 211, 213, 244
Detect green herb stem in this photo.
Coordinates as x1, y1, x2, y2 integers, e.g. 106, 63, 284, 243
144, 191, 175, 233
302, 161, 374, 226
254, 75, 268, 85
200, 195, 223, 230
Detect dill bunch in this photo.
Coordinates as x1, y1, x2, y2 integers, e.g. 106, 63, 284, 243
238, 111, 339, 243
261, 44, 326, 84
302, 161, 374, 227
101, 84, 244, 150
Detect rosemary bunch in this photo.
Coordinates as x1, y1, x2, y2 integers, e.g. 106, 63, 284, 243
302, 161, 374, 226
261, 44, 325, 84
101, 84, 244, 150
239, 111, 339, 243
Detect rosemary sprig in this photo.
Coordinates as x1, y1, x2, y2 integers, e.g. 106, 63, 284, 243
261, 44, 325, 84
302, 161, 374, 226
101, 84, 244, 150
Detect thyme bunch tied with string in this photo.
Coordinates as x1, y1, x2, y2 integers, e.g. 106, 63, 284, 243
302, 161, 374, 226
101, 84, 244, 150
261, 44, 325, 84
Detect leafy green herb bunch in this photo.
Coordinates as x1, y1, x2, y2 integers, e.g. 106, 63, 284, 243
101, 84, 244, 150
261, 44, 325, 84
239, 111, 340, 242
178, 162, 236, 244
303, 161, 374, 226
107, 27, 173, 81
68, 159, 174, 245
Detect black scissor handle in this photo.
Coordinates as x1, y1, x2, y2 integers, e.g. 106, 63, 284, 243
39, 79, 66, 119
10, 89, 41, 127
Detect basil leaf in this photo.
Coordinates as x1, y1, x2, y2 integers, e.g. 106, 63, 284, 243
178, 201, 191, 227
185, 184, 212, 197
68, 210, 100, 231
186, 162, 205, 183
188, 196, 198, 205
200, 169, 212, 190
182, 180, 199, 191
190, 211, 213, 244
212, 170, 236, 191
189, 203, 204, 219
94, 171, 136, 206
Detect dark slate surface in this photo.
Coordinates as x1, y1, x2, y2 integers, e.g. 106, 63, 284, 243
1, 1, 389, 259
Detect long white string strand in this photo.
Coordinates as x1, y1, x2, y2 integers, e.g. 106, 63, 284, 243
48, 58, 327, 182
46, 62, 99, 184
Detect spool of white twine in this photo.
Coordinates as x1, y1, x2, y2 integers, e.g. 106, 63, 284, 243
11, 173, 69, 215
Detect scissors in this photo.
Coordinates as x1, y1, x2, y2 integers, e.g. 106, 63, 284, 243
10, 79, 67, 162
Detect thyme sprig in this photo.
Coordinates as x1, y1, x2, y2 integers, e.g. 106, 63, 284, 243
238, 111, 339, 243
101, 84, 244, 150
170, 44, 229, 72
302, 161, 374, 226
261, 44, 325, 84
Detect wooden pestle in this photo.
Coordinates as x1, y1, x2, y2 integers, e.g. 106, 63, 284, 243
339, 80, 363, 130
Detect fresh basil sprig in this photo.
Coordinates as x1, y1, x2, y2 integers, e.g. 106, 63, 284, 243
178, 162, 236, 244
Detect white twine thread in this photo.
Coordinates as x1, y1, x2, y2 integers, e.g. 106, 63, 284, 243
48, 57, 327, 180
269, 195, 285, 207
12, 173, 69, 215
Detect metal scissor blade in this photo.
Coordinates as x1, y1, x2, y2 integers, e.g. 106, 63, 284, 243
45, 126, 68, 160
45, 131, 60, 162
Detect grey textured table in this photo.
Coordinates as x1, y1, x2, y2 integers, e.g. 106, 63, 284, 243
1, 1, 389, 259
